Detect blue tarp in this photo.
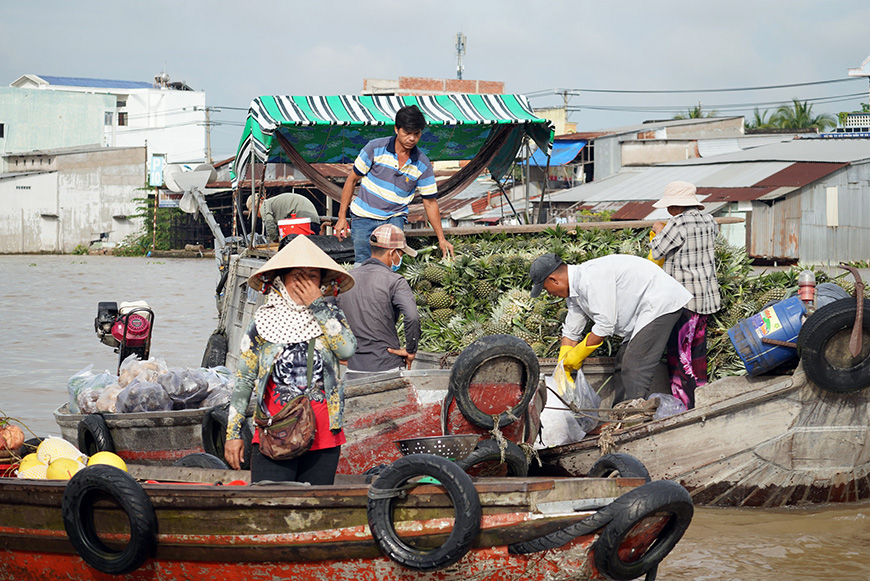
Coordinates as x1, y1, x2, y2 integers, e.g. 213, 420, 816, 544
528, 140, 586, 167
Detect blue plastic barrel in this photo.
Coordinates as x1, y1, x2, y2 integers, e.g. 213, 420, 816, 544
727, 296, 806, 376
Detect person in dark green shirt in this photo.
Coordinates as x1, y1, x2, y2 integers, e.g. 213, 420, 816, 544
246, 193, 321, 241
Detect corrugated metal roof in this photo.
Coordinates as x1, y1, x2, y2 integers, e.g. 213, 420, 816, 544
698, 187, 777, 203
754, 162, 847, 187
667, 138, 870, 164
38, 75, 153, 89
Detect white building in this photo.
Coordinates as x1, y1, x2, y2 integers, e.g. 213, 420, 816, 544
8, 74, 207, 163
0, 145, 146, 253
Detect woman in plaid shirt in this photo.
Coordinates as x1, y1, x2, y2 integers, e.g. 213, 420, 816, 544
650, 181, 721, 409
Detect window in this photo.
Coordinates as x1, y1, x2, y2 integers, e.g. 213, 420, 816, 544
117, 100, 127, 108
0, 123, 4, 138
104, 112, 113, 126
118, 112, 128, 126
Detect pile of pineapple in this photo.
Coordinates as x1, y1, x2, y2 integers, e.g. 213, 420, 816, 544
393, 226, 864, 382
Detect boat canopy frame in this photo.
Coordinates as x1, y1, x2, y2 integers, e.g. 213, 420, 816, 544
230, 94, 554, 202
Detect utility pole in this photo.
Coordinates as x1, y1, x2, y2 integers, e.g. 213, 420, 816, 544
194, 106, 220, 163
455, 33, 466, 80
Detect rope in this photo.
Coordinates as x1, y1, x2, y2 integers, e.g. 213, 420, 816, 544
518, 442, 542, 468
489, 414, 508, 463
596, 398, 658, 456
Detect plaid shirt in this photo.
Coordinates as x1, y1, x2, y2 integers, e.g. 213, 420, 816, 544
650, 209, 721, 315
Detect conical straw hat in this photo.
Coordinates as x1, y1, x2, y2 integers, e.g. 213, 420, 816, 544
248, 235, 354, 294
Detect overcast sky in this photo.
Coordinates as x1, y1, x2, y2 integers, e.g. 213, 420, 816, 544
4, 0, 870, 160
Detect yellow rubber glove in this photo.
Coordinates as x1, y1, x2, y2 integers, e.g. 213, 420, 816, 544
563, 335, 600, 373
647, 230, 665, 268
558, 345, 573, 363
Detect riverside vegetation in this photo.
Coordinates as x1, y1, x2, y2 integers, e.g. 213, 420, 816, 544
395, 226, 867, 382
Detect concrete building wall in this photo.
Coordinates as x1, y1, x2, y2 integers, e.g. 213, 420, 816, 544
622, 140, 701, 166
0, 147, 145, 253
112, 89, 206, 163
0, 88, 112, 166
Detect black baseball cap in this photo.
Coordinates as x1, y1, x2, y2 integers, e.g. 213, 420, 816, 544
529, 253, 564, 298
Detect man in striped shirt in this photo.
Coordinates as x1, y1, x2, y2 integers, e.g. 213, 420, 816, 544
334, 105, 454, 264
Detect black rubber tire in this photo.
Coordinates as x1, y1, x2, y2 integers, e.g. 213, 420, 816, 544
593, 480, 694, 580
78, 414, 115, 456
509, 479, 692, 560
456, 438, 529, 477
18, 437, 44, 457
367, 454, 482, 571
201, 404, 252, 471
798, 298, 870, 394
62, 465, 157, 575
588, 453, 652, 483
173, 452, 229, 470
201, 332, 229, 368
449, 334, 539, 429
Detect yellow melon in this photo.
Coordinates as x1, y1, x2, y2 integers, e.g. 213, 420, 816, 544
87, 451, 127, 472
46, 457, 86, 480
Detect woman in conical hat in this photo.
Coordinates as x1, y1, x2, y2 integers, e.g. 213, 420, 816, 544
225, 235, 357, 484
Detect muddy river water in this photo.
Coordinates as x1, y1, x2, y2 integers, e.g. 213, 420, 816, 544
1, 254, 868, 579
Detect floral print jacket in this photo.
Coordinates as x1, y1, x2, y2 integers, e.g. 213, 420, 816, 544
226, 298, 357, 440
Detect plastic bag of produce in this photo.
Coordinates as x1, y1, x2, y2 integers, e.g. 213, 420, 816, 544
118, 354, 169, 388
67, 365, 118, 414
116, 377, 172, 413
647, 392, 687, 420
157, 369, 210, 410
95, 383, 123, 413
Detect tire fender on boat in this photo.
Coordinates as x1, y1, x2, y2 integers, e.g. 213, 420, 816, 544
367, 453, 482, 571
201, 331, 228, 368
449, 334, 539, 429
201, 403, 252, 470
798, 297, 870, 394
508, 479, 692, 570
173, 452, 229, 470
62, 464, 157, 575
588, 453, 652, 483
77, 413, 115, 455
456, 438, 529, 477
593, 479, 694, 580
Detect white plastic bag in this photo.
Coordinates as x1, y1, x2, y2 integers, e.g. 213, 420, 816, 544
536, 361, 595, 449
67, 365, 118, 413
647, 392, 687, 420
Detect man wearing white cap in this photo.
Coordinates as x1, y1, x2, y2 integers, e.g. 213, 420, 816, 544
650, 180, 721, 409
338, 224, 421, 373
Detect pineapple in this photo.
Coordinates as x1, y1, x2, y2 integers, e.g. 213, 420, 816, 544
414, 280, 433, 294
431, 308, 456, 325
426, 289, 453, 310
473, 279, 496, 299
423, 264, 448, 286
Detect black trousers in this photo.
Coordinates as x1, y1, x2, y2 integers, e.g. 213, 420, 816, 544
611, 310, 682, 404
251, 444, 341, 485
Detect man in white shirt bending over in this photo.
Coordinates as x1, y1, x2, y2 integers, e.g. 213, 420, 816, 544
530, 253, 692, 404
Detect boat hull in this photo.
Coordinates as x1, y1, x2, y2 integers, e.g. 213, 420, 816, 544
0, 469, 648, 581
538, 364, 870, 507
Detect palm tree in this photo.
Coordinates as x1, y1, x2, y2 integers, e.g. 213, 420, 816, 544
772, 99, 836, 131
746, 107, 775, 130
673, 102, 718, 120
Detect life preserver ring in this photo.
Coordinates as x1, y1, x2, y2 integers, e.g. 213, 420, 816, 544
77, 414, 115, 455
509, 479, 692, 570
173, 452, 229, 470
456, 438, 529, 477
201, 404, 252, 470
62, 464, 157, 574
593, 480, 694, 580
450, 334, 539, 429
367, 454, 481, 571
588, 453, 652, 483
798, 298, 870, 394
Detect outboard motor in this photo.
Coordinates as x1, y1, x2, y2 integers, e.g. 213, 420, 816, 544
95, 301, 155, 372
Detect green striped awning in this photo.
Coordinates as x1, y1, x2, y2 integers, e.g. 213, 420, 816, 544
230, 94, 553, 184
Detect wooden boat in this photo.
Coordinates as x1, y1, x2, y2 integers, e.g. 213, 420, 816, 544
0, 454, 693, 580
536, 295, 870, 508
53, 337, 543, 475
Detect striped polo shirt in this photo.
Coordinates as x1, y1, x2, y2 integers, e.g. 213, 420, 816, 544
349, 136, 437, 220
